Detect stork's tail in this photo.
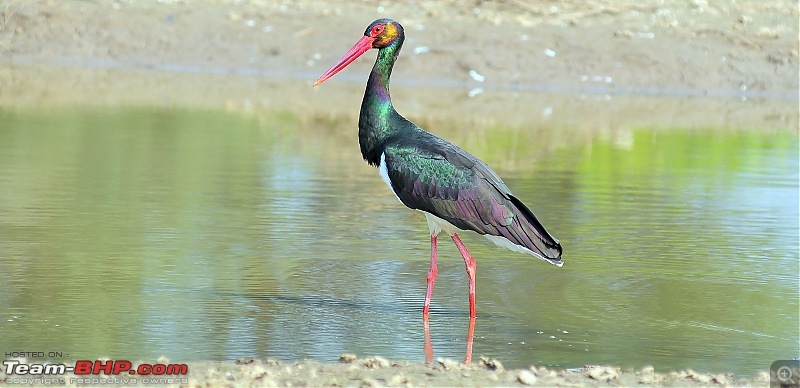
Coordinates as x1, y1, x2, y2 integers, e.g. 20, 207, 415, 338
505, 194, 563, 266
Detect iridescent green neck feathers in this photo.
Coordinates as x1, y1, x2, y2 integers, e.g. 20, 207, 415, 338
358, 23, 406, 166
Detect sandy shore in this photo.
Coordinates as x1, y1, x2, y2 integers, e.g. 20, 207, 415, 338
1, 0, 797, 95
0, 0, 797, 130
0, 355, 778, 387
0, 0, 796, 386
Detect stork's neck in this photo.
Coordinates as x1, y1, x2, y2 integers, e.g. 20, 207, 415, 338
359, 38, 404, 167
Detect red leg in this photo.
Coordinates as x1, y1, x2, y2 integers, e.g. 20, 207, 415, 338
423, 234, 438, 316
423, 314, 434, 363
451, 233, 477, 318
465, 317, 476, 364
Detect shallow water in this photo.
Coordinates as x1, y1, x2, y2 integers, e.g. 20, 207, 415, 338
0, 106, 797, 376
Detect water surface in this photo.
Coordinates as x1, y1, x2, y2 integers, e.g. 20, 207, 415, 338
0, 106, 797, 376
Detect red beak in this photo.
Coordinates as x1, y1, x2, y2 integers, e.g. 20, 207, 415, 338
313, 35, 375, 86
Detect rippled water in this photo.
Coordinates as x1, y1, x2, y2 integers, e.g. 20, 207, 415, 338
0, 106, 797, 376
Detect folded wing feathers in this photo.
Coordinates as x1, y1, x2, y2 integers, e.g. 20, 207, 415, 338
385, 145, 562, 262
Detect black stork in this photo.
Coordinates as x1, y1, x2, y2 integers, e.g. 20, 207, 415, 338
314, 19, 563, 318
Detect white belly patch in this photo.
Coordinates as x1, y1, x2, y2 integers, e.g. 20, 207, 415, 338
379, 152, 402, 203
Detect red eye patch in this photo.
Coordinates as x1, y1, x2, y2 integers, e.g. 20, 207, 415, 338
371, 25, 384, 37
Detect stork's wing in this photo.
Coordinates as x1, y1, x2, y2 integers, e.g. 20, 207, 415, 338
383, 143, 563, 265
